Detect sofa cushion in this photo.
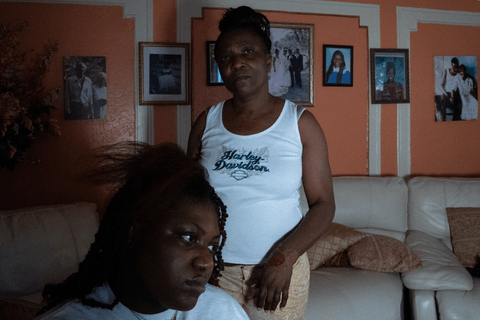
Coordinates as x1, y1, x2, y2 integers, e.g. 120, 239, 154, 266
306, 223, 366, 270
332, 177, 408, 242
0, 203, 100, 299
347, 234, 422, 272
402, 230, 473, 291
446, 207, 480, 268
408, 177, 480, 241
304, 268, 403, 320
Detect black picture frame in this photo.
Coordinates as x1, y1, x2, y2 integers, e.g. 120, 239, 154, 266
206, 41, 223, 86
323, 45, 353, 87
370, 48, 410, 104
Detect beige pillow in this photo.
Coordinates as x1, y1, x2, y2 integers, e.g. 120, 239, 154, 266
0, 299, 42, 320
321, 250, 352, 268
347, 234, 422, 272
446, 207, 480, 268
306, 223, 366, 270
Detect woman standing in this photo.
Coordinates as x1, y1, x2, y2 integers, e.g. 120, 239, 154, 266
457, 64, 478, 120
269, 49, 289, 96
188, 6, 335, 320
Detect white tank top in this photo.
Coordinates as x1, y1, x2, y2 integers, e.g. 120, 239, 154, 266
201, 100, 305, 264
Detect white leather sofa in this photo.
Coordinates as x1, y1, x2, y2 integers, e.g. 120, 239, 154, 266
303, 177, 409, 320
402, 177, 480, 320
0, 203, 100, 319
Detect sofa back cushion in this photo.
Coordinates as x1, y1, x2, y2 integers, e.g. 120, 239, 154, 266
301, 177, 408, 241
408, 177, 480, 248
0, 203, 99, 299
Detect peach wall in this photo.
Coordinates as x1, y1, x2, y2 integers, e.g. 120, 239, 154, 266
410, 23, 480, 177
152, 0, 178, 144
192, 8, 370, 176
0, 2, 135, 212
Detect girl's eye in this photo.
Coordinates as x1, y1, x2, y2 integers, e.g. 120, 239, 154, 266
208, 244, 218, 252
181, 234, 197, 244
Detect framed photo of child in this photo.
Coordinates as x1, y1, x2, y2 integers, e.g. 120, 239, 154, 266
370, 48, 410, 104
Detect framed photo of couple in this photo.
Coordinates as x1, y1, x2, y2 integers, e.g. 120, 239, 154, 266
370, 48, 410, 104
268, 23, 314, 107
323, 45, 353, 87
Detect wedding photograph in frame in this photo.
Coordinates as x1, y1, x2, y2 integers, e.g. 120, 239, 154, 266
370, 48, 410, 104
323, 45, 353, 87
269, 22, 314, 107
206, 41, 223, 86
139, 42, 191, 105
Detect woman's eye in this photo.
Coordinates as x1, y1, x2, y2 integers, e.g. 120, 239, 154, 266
243, 48, 253, 55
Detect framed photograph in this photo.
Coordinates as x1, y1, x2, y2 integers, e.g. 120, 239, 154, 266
269, 23, 314, 107
434, 56, 478, 122
206, 41, 223, 86
64, 56, 107, 120
139, 42, 191, 105
370, 49, 410, 104
323, 45, 353, 87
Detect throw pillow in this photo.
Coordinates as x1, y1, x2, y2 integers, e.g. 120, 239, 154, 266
320, 250, 352, 268
446, 207, 480, 268
0, 299, 42, 320
347, 234, 422, 272
306, 223, 366, 270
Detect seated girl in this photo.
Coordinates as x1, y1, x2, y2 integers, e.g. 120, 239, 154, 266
35, 142, 249, 320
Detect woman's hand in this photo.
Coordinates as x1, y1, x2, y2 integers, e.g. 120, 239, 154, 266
247, 251, 295, 313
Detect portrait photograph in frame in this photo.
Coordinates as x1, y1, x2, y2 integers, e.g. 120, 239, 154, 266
206, 41, 223, 86
370, 48, 410, 104
64, 56, 107, 120
269, 23, 314, 107
139, 42, 191, 105
434, 55, 478, 122
323, 45, 353, 87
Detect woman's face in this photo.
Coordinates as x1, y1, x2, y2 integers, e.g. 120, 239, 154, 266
333, 54, 343, 68
387, 68, 396, 81
215, 28, 271, 98
133, 200, 220, 312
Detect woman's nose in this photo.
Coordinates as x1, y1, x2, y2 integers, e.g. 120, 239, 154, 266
231, 54, 246, 70
193, 246, 214, 271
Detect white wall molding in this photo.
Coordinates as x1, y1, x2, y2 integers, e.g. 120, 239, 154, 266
396, 7, 480, 178
3, 0, 154, 144
177, 0, 382, 175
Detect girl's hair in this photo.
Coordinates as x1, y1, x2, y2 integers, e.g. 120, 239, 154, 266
216, 6, 272, 56
326, 50, 346, 84
38, 142, 227, 314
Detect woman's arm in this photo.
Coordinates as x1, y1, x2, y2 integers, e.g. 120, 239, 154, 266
186, 110, 208, 160
254, 109, 335, 313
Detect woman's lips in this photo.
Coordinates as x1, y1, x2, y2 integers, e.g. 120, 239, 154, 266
185, 279, 207, 295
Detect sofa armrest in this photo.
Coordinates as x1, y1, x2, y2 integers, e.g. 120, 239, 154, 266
402, 230, 473, 291
408, 289, 437, 320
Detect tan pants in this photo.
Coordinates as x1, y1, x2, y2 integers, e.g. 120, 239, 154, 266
218, 253, 310, 320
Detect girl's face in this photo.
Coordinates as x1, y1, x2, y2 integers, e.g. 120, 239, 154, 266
132, 200, 220, 312
333, 54, 343, 68
215, 28, 271, 98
